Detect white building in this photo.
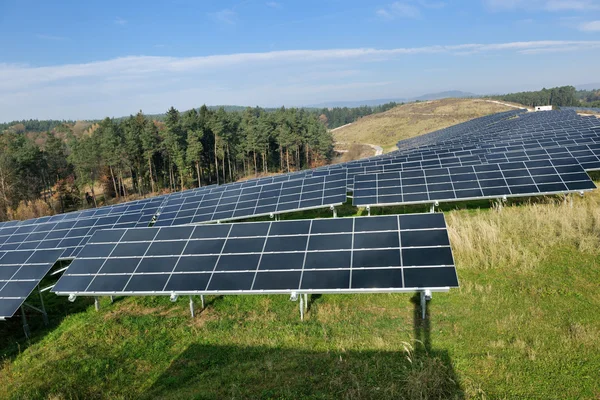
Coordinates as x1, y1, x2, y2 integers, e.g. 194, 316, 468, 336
534, 105, 553, 111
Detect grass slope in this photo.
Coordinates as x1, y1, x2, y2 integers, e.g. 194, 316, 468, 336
332, 99, 514, 151
1, 189, 600, 399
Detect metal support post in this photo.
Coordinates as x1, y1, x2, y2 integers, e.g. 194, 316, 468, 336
430, 203, 435, 213
189, 296, 195, 318
420, 290, 432, 319
330, 205, 337, 218
109, 296, 114, 304
201, 295, 205, 309
299, 294, 304, 321
570, 193, 573, 208
94, 297, 100, 311
303, 293, 308, 312
495, 198, 503, 212
37, 286, 48, 326
366, 205, 371, 217
21, 306, 30, 339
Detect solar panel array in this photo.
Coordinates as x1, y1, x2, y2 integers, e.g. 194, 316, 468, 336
52, 213, 458, 296
0, 248, 65, 319
0, 173, 349, 318
4, 108, 600, 319
0, 196, 172, 319
154, 173, 348, 226
353, 158, 596, 207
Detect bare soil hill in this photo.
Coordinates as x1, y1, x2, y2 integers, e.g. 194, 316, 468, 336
332, 98, 515, 152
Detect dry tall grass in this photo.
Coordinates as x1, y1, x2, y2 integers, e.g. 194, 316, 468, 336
7, 199, 54, 221
447, 192, 600, 272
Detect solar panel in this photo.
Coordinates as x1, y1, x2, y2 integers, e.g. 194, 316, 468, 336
52, 213, 458, 297
0, 248, 65, 319
353, 158, 596, 207
0, 208, 161, 319
154, 173, 348, 226
0, 211, 150, 259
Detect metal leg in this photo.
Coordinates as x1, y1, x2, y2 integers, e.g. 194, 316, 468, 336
189, 296, 195, 318
37, 286, 49, 326
299, 294, 304, 321
366, 206, 371, 217
109, 296, 114, 304
430, 204, 435, 213
94, 297, 100, 311
21, 306, 30, 339
330, 205, 337, 218
420, 291, 426, 320
495, 199, 503, 212
303, 293, 308, 312
201, 295, 205, 309
570, 194, 573, 208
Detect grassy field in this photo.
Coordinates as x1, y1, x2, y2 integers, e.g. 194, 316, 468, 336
332, 99, 515, 151
1, 186, 599, 399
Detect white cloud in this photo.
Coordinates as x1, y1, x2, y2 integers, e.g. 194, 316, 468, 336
266, 2, 281, 9
545, 0, 600, 10
485, 0, 600, 11
579, 20, 600, 31
210, 9, 236, 25
390, 2, 421, 18
377, 2, 421, 19
1, 40, 599, 120
376, 8, 394, 19
418, 0, 446, 9
376, 0, 445, 20
114, 17, 127, 25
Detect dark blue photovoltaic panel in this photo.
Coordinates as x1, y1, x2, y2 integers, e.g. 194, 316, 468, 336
53, 213, 458, 296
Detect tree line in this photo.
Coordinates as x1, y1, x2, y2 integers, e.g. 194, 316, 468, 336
576, 89, 600, 108
316, 102, 399, 129
488, 86, 579, 108
0, 102, 400, 135
0, 106, 335, 221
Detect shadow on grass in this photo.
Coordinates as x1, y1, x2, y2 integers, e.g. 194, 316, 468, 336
143, 296, 464, 400
307, 293, 322, 312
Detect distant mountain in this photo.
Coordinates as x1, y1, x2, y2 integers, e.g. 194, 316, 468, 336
306, 90, 478, 108
411, 90, 478, 101
576, 83, 600, 91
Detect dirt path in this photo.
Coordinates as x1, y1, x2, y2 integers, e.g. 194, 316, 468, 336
479, 99, 529, 111
335, 142, 383, 157
366, 143, 383, 156
329, 122, 353, 132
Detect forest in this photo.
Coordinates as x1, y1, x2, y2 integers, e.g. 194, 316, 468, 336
576, 89, 600, 108
0, 106, 336, 222
489, 86, 580, 107
316, 102, 398, 128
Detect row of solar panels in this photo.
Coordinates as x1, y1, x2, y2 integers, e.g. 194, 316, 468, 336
2, 109, 599, 319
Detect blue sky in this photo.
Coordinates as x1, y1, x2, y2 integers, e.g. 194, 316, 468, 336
1, 0, 600, 121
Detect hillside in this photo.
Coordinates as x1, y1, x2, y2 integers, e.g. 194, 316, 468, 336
332, 99, 515, 151
307, 91, 477, 108
1, 190, 599, 399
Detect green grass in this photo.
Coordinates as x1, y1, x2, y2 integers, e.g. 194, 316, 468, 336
1, 190, 600, 399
